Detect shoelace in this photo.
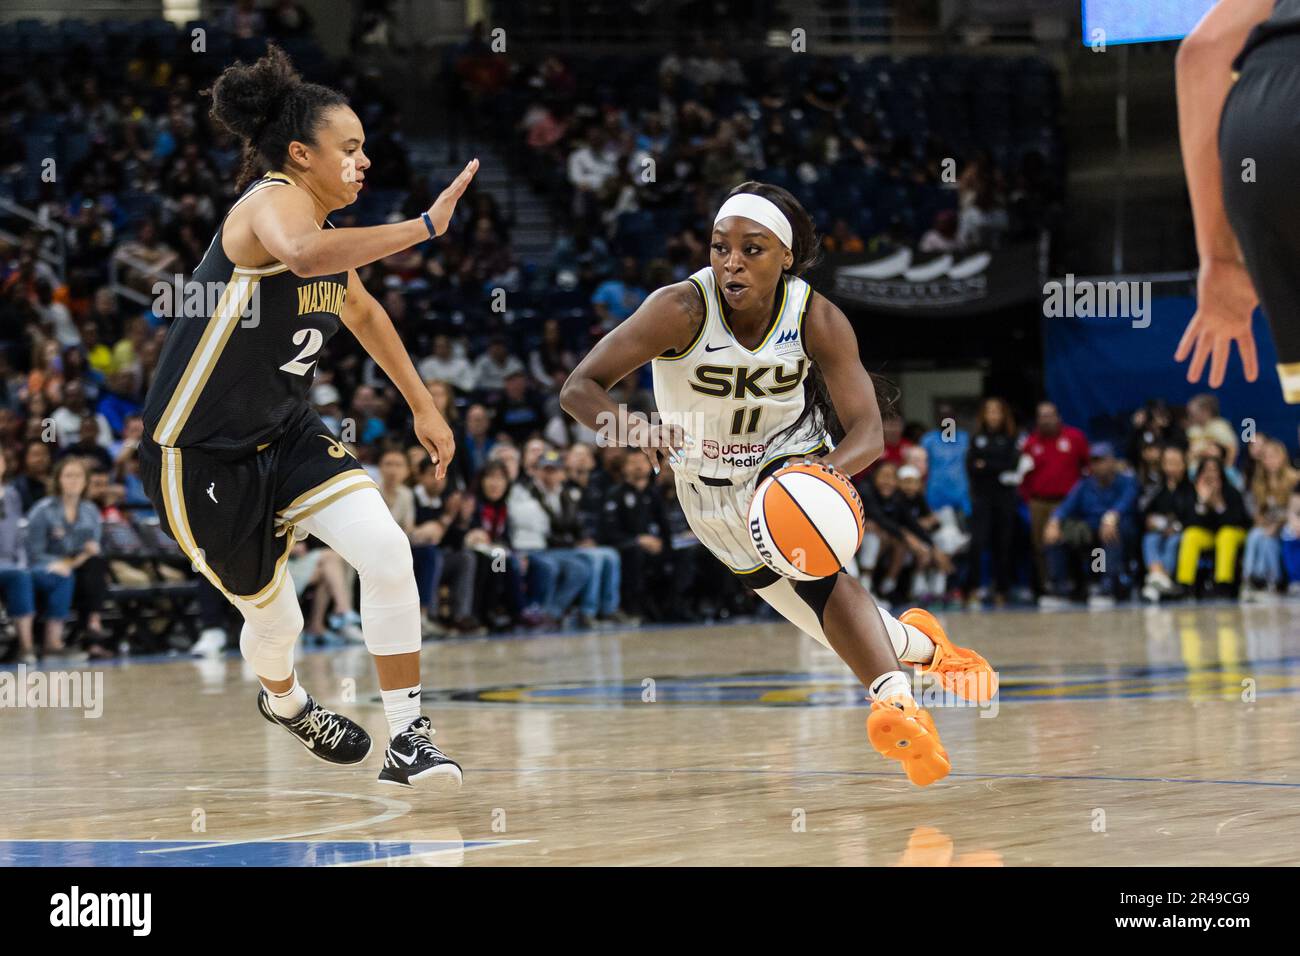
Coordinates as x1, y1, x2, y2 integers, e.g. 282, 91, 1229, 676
406, 722, 445, 759
291, 705, 349, 749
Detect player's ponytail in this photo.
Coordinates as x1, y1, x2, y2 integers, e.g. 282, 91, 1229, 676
206, 43, 348, 190
724, 182, 898, 450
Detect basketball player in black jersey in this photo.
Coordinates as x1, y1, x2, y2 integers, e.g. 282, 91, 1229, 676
139, 46, 477, 787
1177, 0, 1300, 404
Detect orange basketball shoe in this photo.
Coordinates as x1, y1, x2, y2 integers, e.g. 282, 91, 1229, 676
900, 607, 998, 704
866, 696, 951, 787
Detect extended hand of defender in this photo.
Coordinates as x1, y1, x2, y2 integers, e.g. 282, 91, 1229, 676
414, 406, 456, 481
424, 159, 480, 237
1175, 258, 1260, 388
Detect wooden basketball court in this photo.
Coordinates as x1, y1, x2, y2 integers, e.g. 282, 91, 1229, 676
2, 603, 1298, 866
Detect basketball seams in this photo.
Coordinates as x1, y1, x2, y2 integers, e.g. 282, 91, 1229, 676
783, 472, 858, 557
762, 478, 819, 557
800, 468, 863, 541
765, 475, 841, 576
778, 463, 866, 541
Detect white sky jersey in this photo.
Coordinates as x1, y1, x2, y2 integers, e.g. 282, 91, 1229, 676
652, 266, 827, 485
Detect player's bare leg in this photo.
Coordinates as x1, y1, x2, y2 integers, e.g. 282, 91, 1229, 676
819, 574, 908, 687
295, 489, 462, 788
756, 571, 995, 786
374, 651, 420, 689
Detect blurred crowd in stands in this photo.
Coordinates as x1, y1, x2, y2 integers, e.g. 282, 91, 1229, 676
0, 16, 1294, 663
477, 33, 1062, 262
858, 395, 1300, 613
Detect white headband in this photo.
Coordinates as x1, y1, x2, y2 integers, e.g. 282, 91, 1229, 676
713, 193, 793, 250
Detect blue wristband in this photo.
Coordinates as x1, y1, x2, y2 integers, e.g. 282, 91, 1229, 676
421, 211, 436, 238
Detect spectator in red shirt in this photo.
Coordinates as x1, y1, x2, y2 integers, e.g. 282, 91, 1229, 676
1021, 402, 1090, 591
852, 411, 914, 483
878, 411, 915, 467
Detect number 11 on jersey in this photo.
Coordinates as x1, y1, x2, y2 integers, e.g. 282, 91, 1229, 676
730, 407, 761, 435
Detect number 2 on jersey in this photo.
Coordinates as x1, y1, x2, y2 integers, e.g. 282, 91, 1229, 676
279, 328, 324, 376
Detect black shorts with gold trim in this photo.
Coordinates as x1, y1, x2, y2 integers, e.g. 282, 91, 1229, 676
139, 402, 377, 605
1221, 34, 1300, 402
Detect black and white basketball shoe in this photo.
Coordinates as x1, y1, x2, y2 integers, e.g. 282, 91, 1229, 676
378, 717, 463, 788
257, 690, 372, 765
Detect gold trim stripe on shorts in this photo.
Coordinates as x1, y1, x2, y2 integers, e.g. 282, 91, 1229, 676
159, 446, 293, 609
276, 469, 378, 527
1278, 362, 1300, 404
152, 274, 260, 446
241, 533, 296, 608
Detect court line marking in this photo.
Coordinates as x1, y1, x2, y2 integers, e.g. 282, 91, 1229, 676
328, 839, 536, 867
7, 599, 1292, 674
1215, 810, 1264, 837
145, 786, 413, 853
402, 687, 1300, 708
459, 766, 1300, 789
2, 767, 1296, 789
0, 785, 412, 854
0, 838, 536, 867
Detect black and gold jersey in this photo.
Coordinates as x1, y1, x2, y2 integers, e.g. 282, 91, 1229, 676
142, 173, 349, 457
1236, 0, 1300, 68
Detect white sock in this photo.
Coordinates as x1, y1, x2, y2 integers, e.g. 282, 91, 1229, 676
381, 684, 422, 739
869, 670, 914, 703
877, 609, 937, 664
267, 673, 310, 718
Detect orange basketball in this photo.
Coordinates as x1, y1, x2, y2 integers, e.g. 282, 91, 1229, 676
747, 461, 866, 580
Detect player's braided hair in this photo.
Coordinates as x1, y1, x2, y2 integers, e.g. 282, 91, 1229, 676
206, 43, 348, 191
722, 182, 898, 449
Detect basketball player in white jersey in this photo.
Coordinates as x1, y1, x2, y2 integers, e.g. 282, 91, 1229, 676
561, 183, 997, 786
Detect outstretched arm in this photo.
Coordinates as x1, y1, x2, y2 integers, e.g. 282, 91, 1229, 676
803, 293, 883, 476
1174, 0, 1273, 386
250, 160, 478, 277
342, 269, 453, 478
1177, 0, 1272, 265
559, 281, 702, 469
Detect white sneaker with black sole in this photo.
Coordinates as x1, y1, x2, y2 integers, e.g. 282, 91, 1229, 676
378, 716, 463, 789
257, 690, 372, 764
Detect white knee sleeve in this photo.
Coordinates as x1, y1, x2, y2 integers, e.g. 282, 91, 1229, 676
236, 581, 304, 682
295, 487, 421, 657
756, 578, 833, 650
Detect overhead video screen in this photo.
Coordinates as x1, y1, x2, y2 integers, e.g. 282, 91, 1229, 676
1082, 0, 1218, 45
